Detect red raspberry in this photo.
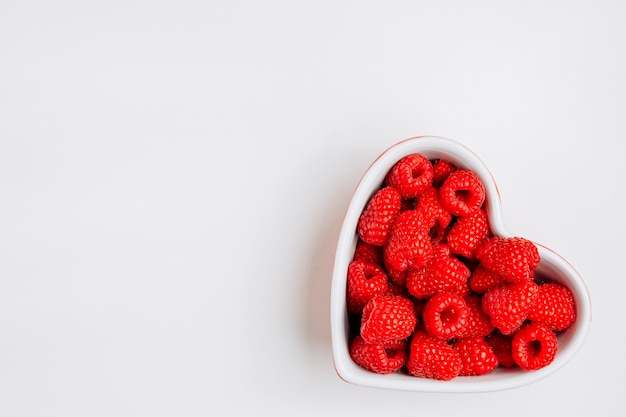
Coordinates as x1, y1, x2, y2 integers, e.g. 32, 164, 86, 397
454, 279, 472, 297
455, 294, 495, 338
406, 244, 470, 299
452, 336, 499, 376
523, 239, 540, 270
482, 280, 539, 335
406, 331, 462, 380
438, 169, 486, 217
384, 258, 408, 287
422, 292, 470, 340
432, 159, 457, 188
468, 264, 508, 293
384, 154, 434, 199
383, 210, 434, 271
486, 332, 516, 368
447, 209, 490, 259
512, 322, 558, 371
383, 281, 409, 297
360, 295, 417, 343
415, 186, 453, 229
475, 237, 540, 283
357, 187, 402, 246
528, 282, 577, 331
352, 239, 383, 265
349, 336, 407, 374
346, 260, 388, 313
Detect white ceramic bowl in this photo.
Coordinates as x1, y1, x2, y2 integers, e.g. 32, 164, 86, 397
330, 136, 592, 393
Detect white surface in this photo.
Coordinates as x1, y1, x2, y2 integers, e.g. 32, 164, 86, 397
330, 137, 592, 393
0, 1, 623, 415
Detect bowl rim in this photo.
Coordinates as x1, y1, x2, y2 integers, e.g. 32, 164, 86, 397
330, 136, 592, 393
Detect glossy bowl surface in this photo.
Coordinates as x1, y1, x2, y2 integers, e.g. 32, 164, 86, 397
330, 136, 591, 393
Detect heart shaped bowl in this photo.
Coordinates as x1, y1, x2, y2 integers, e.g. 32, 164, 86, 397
330, 136, 592, 393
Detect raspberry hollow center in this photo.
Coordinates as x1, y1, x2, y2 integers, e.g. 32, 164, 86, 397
412, 166, 426, 179
440, 307, 460, 326
385, 347, 399, 358
455, 189, 471, 204
527, 340, 542, 358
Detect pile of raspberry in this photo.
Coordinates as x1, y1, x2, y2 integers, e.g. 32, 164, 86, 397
347, 154, 576, 380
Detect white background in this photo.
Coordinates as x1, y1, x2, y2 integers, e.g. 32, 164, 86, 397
0, 1, 624, 416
